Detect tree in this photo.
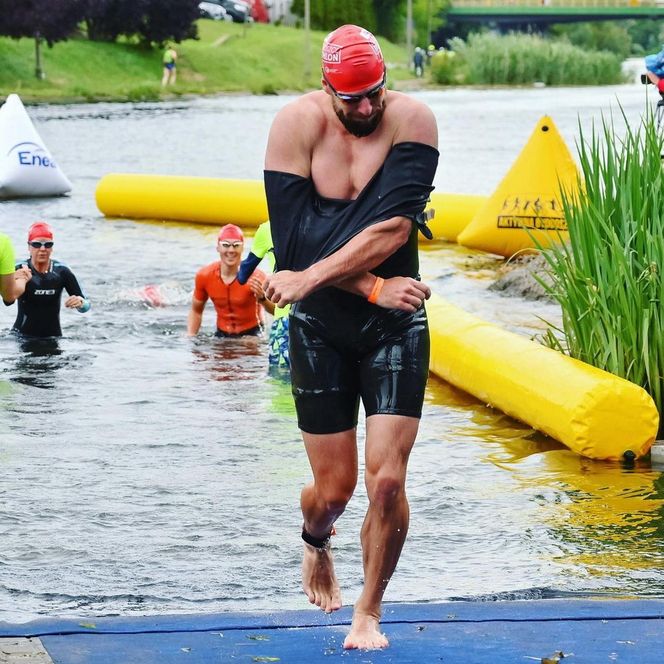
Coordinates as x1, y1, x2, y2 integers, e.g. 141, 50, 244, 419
136, 0, 199, 45
412, 0, 449, 47
82, 0, 199, 46
373, 0, 406, 43
550, 21, 631, 61
0, 0, 85, 78
291, 0, 376, 33
83, 0, 144, 42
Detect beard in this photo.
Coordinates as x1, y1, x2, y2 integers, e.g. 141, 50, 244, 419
334, 103, 385, 138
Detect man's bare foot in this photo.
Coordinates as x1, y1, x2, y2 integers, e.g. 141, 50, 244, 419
343, 611, 388, 650
302, 542, 342, 613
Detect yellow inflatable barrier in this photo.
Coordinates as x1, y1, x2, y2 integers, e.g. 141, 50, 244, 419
96, 174, 269, 227
458, 116, 579, 258
96, 173, 483, 239
426, 294, 659, 461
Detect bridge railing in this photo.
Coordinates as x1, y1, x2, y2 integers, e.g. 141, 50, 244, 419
451, 0, 662, 7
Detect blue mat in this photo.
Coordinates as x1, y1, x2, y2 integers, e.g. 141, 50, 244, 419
2, 599, 664, 663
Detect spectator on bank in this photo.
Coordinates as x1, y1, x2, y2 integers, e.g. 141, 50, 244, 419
413, 47, 425, 78
162, 44, 177, 86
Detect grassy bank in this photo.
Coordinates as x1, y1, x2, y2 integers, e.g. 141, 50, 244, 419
0, 20, 413, 104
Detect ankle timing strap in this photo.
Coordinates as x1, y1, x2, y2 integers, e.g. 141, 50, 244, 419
301, 526, 331, 549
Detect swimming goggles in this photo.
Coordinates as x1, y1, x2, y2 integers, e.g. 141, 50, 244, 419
219, 241, 242, 249
29, 241, 54, 248
323, 74, 386, 104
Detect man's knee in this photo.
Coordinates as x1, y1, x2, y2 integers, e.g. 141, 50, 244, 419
318, 484, 355, 515
366, 474, 404, 510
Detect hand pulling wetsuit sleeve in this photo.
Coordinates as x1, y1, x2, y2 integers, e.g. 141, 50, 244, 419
264, 141, 439, 273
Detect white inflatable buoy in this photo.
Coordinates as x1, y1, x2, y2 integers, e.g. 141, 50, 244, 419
0, 94, 72, 199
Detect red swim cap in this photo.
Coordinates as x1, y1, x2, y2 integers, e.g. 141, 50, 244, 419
322, 24, 385, 95
218, 224, 244, 242
28, 221, 54, 241
658, 78, 664, 94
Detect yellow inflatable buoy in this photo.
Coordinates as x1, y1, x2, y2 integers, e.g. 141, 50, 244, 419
458, 116, 578, 258
427, 294, 659, 461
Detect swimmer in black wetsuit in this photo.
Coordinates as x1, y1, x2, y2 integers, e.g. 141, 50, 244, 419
262, 25, 438, 651
7, 222, 90, 338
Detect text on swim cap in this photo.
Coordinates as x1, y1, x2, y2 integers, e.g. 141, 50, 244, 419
322, 42, 342, 63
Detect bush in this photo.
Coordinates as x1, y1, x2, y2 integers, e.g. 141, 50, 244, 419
540, 111, 664, 428
430, 48, 463, 85
451, 32, 625, 86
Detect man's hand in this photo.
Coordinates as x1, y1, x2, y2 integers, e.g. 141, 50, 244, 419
263, 270, 315, 307
375, 277, 431, 312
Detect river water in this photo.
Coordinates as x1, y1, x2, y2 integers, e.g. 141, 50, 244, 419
1, 83, 663, 623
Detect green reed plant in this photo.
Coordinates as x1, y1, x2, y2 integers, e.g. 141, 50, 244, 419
451, 32, 624, 86
540, 110, 664, 420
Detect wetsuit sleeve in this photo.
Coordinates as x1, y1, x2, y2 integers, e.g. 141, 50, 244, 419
237, 253, 261, 285
61, 265, 91, 313
264, 171, 314, 272
265, 142, 439, 273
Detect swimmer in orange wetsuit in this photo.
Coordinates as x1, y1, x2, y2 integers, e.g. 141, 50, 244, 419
187, 224, 274, 337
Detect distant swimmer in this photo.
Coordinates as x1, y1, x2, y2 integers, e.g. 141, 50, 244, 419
6, 222, 90, 338
263, 25, 438, 650
187, 224, 274, 338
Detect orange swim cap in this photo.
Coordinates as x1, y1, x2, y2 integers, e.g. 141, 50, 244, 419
27, 221, 54, 241
322, 24, 385, 95
218, 224, 244, 242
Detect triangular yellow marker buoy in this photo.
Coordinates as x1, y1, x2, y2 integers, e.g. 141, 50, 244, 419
457, 116, 579, 258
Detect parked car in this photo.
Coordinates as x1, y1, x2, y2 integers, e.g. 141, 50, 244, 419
198, 2, 231, 20
206, 0, 252, 23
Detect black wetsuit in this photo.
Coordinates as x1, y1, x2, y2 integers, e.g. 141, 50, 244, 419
10, 259, 89, 337
265, 141, 439, 434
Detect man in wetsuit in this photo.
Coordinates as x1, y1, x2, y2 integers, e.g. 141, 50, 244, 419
262, 24, 438, 651
9, 222, 90, 337
187, 224, 273, 337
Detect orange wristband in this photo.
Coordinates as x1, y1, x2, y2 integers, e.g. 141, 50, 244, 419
367, 276, 384, 304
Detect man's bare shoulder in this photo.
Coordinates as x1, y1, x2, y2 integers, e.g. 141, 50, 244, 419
387, 91, 438, 148
266, 92, 328, 173
273, 91, 327, 132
